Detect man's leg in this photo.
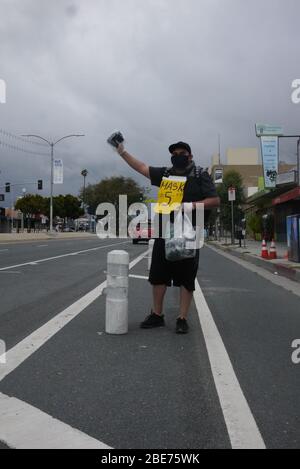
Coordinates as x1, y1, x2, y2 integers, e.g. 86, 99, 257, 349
179, 286, 194, 319
152, 285, 167, 315
140, 284, 167, 329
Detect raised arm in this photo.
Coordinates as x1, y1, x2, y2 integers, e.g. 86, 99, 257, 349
117, 143, 150, 179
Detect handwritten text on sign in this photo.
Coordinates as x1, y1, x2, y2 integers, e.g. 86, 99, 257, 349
155, 176, 187, 214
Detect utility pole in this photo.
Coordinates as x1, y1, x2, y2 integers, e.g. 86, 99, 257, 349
22, 134, 84, 232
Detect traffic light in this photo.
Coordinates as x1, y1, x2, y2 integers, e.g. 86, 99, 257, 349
38, 180, 43, 190
5, 183, 10, 193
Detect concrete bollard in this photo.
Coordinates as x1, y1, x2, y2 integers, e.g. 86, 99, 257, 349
148, 239, 155, 271
105, 250, 129, 335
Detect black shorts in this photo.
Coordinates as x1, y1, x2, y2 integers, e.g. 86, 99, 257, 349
148, 238, 200, 292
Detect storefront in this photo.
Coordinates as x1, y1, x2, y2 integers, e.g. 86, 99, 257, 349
272, 187, 300, 242
245, 185, 300, 242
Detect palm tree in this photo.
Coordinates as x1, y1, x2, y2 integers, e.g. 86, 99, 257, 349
81, 169, 88, 212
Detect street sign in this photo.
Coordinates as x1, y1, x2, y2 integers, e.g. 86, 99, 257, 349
255, 123, 284, 137
276, 170, 297, 186
53, 159, 63, 184
228, 187, 236, 202
214, 168, 223, 184
260, 136, 279, 188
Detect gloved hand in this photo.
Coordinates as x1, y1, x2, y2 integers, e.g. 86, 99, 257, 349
107, 131, 125, 154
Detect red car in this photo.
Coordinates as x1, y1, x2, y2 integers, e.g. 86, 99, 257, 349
132, 221, 154, 244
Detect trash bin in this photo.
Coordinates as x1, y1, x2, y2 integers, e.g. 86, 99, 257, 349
287, 215, 300, 262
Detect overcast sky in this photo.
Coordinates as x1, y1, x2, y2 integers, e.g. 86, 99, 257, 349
1, 0, 300, 204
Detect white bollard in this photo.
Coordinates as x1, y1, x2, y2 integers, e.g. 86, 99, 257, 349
148, 239, 155, 271
105, 250, 129, 335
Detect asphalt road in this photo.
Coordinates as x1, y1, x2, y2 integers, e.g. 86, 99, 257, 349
0, 238, 300, 449
0, 237, 139, 350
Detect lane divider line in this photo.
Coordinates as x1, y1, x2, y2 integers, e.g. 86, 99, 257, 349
0, 241, 130, 272
129, 274, 149, 280
194, 279, 266, 450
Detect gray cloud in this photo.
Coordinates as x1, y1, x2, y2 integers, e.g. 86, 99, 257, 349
1, 0, 300, 204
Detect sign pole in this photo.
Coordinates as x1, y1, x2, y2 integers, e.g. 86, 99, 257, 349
231, 200, 234, 245
297, 138, 300, 187
228, 187, 236, 245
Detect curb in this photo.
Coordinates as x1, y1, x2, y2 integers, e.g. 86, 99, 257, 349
208, 242, 300, 284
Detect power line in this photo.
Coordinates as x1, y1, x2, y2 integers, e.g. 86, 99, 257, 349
0, 138, 49, 157
0, 129, 48, 147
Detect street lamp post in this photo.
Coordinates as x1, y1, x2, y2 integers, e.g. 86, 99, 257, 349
22, 134, 84, 232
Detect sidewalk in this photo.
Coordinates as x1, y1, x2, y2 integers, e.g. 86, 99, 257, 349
208, 238, 300, 284
0, 232, 98, 243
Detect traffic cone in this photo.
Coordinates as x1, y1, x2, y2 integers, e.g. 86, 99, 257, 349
269, 240, 277, 260
261, 239, 269, 259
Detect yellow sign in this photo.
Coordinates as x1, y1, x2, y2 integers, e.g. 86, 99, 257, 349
155, 176, 187, 214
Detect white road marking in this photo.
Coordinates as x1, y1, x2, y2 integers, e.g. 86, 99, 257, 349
36, 245, 48, 248
0, 249, 148, 384
0, 241, 130, 272
129, 274, 149, 280
0, 249, 148, 449
194, 279, 266, 449
207, 244, 300, 298
0, 249, 9, 252
0, 393, 111, 449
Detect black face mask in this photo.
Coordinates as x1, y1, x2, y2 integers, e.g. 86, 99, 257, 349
171, 154, 190, 170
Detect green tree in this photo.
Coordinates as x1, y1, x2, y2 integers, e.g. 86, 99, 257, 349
16, 194, 84, 220
217, 170, 246, 231
246, 213, 263, 240
15, 194, 47, 217
43, 195, 84, 219
80, 176, 146, 214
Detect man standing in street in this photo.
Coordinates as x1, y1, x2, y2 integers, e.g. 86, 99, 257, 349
114, 137, 220, 334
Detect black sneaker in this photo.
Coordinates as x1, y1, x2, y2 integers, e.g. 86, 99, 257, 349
140, 312, 165, 329
176, 318, 189, 334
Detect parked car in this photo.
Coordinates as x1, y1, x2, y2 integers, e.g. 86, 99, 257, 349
132, 221, 154, 244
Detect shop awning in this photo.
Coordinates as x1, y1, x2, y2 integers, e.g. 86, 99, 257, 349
272, 187, 300, 206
